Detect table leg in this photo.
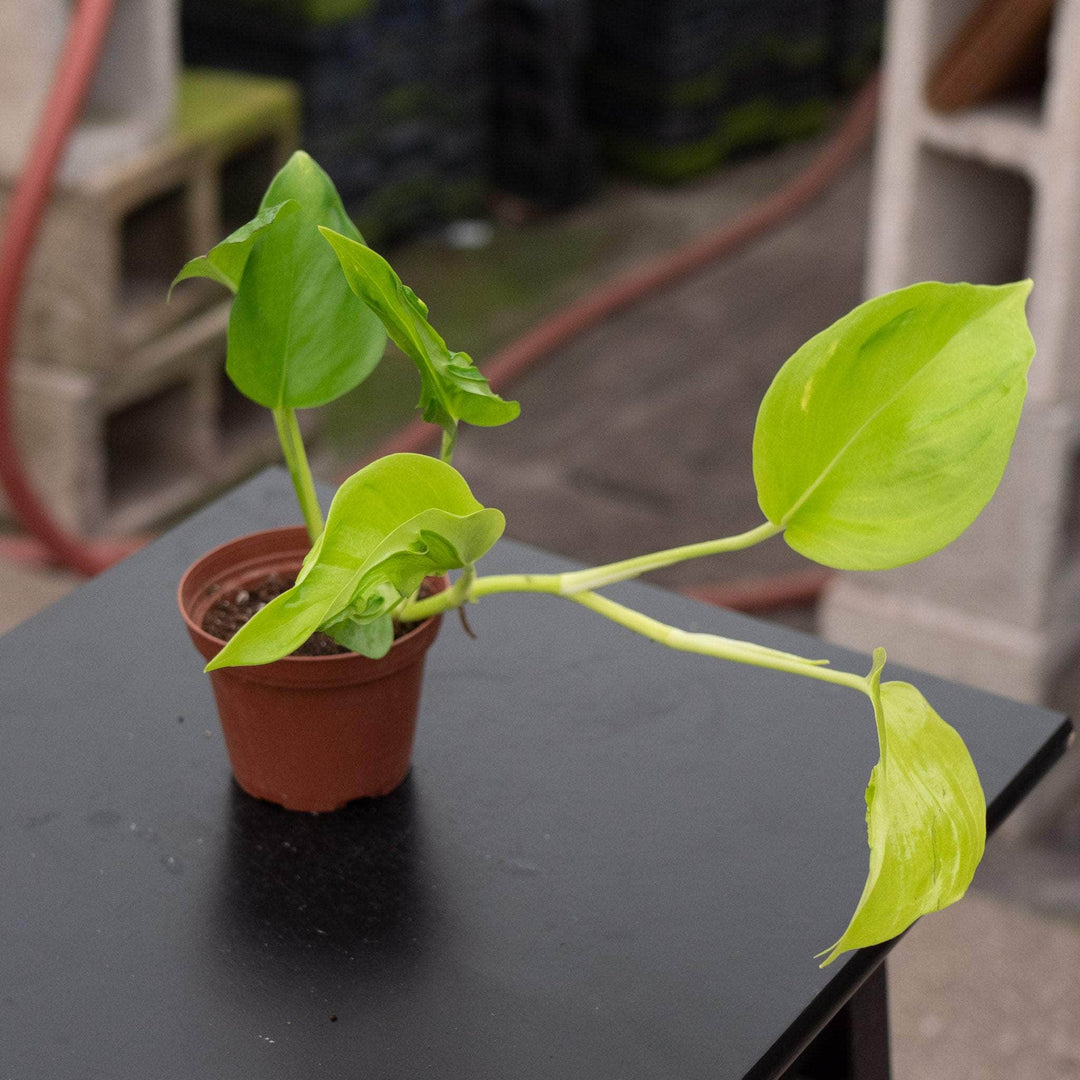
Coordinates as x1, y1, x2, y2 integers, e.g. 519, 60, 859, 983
787, 960, 891, 1080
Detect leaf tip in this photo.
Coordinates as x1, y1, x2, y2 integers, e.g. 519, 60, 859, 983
814, 943, 842, 968
318, 224, 346, 247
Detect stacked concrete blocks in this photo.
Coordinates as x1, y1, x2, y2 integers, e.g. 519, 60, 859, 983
0, 0, 177, 183
3, 71, 301, 537
820, 0, 1080, 702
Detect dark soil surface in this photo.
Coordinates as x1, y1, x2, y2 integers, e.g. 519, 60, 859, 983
200, 574, 434, 656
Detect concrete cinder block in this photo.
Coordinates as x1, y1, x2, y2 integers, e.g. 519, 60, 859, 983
0, 70, 299, 370
0, 0, 178, 183
4, 304, 225, 535
868, 0, 1080, 406
823, 0, 1080, 705
819, 576, 1056, 704
1, 301, 320, 537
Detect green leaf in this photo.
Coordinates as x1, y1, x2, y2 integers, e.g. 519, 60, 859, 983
818, 649, 986, 966
753, 281, 1034, 569
168, 200, 299, 297
319, 227, 520, 435
322, 611, 395, 659
206, 453, 504, 669
226, 151, 388, 409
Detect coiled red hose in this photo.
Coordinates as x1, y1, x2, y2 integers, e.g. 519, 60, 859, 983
0, 0, 129, 575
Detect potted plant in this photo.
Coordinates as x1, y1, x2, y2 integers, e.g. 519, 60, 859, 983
174, 151, 1033, 966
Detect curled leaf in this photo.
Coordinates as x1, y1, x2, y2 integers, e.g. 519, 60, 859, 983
321, 611, 394, 659
206, 454, 504, 668
319, 227, 520, 436
169, 200, 299, 297
818, 651, 986, 966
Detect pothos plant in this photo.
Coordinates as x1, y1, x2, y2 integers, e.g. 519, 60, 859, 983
173, 151, 1033, 966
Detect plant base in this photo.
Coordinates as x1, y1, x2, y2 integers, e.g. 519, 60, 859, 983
177, 526, 443, 811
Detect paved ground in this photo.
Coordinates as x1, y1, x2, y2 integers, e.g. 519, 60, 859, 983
3, 126, 1079, 1075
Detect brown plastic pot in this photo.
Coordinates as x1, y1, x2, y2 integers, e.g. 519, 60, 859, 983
177, 526, 444, 812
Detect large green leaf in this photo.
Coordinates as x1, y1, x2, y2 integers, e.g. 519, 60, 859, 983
206, 454, 504, 668
169, 200, 298, 297
818, 649, 986, 966
319, 227, 520, 434
753, 281, 1034, 569
225, 151, 387, 409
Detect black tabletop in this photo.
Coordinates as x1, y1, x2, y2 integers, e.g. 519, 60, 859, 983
1, 469, 1071, 1079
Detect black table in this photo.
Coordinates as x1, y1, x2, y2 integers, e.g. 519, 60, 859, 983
1, 469, 1071, 1079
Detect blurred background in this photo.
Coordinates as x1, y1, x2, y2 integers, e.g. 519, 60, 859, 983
1, 0, 1079, 1075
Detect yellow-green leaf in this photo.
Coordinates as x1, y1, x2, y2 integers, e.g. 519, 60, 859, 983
818, 650, 986, 965
319, 227, 520, 436
206, 454, 504, 668
754, 281, 1034, 569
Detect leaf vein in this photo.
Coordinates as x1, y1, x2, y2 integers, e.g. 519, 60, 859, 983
779, 327, 971, 527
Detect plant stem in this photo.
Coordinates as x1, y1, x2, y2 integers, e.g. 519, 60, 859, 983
440, 424, 458, 465
556, 520, 783, 593
394, 519, 870, 695
401, 572, 560, 620
399, 571, 868, 696
417, 563, 476, 617
272, 406, 324, 543
566, 590, 867, 693
402, 520, 783, 623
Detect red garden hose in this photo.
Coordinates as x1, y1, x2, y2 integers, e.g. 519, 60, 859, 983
0, 0, 132, 575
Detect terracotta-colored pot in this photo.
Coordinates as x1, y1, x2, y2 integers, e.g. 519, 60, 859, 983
177, 526, 443, 812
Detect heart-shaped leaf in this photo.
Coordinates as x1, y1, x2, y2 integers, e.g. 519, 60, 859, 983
206, 454, 504, 668
817, 649, 986, 966
319, 227, 520, 435
753, 280, 1034, 569
225, 151, 388, 409
169, 200, 299, 297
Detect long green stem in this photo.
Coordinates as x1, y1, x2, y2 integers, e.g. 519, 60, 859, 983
400, 571, 868, 696
440, 424, 458, 465
401, 571, 560, 620
393, 517, 871, 694
272, 406, 324, 543
557, 520, 783, 592
566, 590, 867, 693
402, 519, 783, 623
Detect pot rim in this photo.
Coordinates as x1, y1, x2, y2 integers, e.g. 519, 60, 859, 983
177, 525, 445, 678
